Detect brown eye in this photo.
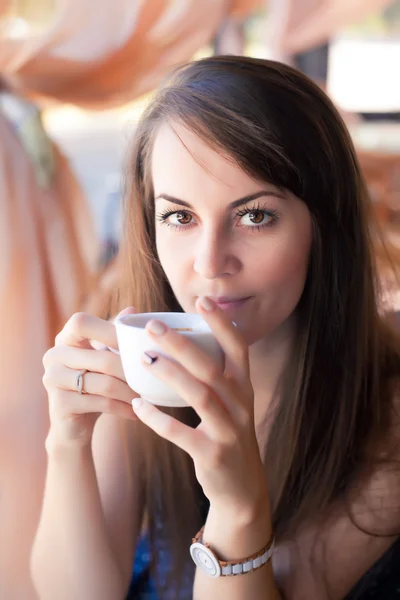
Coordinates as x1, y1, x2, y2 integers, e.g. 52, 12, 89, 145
235, 205, 279, 230
249, 211, 264, 224
176, 212, 192, 225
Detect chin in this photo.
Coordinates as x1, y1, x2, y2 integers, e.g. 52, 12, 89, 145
231, 319, 265, 346
242, 329, 266, 347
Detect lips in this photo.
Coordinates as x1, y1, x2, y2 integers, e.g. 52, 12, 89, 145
210, 296, 250, 303
211, 296, 251, 311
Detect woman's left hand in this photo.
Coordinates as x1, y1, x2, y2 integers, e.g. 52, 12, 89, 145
131, 296, 269, 518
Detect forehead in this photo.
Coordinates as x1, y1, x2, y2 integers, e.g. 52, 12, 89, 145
151, 122, 260, 198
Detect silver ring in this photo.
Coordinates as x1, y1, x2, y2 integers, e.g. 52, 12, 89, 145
76, 369, 88, 395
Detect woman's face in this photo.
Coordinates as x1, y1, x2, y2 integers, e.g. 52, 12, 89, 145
151, 122, 312, 345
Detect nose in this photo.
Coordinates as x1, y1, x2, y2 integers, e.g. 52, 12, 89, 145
193, 230, 239, 279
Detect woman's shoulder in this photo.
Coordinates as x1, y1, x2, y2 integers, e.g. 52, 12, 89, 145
354, 375, 400, 534
274, 497, 399, 600
273, 378, 400, 599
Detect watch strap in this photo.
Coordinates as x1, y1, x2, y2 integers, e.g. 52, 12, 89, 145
191, 526, 275, 577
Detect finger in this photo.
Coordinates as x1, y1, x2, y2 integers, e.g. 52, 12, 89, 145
195, 296, 250, 384
45, 345, 126, 381
114, 306, 137, 320
144, 319, 245, 419
49, 389, 137, 421
141, 351, 234, 437
55, 312, 118, 350
44, 365, 134, 404
91, 307, 138, 352
131, 398, 205, 456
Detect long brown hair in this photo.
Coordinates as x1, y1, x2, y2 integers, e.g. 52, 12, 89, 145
115, 56, 400, 595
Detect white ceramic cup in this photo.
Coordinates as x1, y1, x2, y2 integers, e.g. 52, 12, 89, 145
114, 312, 225, 407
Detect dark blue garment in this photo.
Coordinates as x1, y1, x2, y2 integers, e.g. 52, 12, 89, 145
126, 535, 157, 600
126, 533, 194, 600
126, 477, 209, 600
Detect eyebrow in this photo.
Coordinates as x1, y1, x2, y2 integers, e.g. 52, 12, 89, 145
154, 190, 283, 210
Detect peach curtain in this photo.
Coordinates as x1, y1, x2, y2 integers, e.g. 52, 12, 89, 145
0, 0, 258, 109
0, 96, 98, 597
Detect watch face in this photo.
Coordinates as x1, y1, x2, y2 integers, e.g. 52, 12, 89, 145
190, 542, 222, 578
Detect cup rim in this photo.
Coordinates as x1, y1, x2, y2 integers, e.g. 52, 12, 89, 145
115, 312, 211, 333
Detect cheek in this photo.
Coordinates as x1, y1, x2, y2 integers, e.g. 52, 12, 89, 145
253, 222, 312, 309
265, 237, 310, 285
156, 233, 189, 287
241, 229, 311, 343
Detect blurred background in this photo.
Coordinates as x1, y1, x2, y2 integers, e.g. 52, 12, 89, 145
3, 0, 400, 252
0, 1, 399, 598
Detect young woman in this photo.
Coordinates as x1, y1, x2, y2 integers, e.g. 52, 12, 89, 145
31, 56, 400, 600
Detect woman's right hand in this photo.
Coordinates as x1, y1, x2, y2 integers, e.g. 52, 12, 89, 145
42, 308, 138, 448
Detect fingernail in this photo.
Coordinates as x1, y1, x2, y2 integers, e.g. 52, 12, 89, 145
143, 352, 158, 365
117, 306, 136, 316
146, 320, 167, 336
107, 346, 120, 355
114, 307, 136, 323
199, 296, 215, 312
132, 397, 143, 409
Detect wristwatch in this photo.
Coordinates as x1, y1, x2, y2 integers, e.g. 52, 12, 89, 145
189, 526, 275, 579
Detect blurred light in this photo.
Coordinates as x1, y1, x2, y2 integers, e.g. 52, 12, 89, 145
3, 16, 31, 39
328, 35, 400, 112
